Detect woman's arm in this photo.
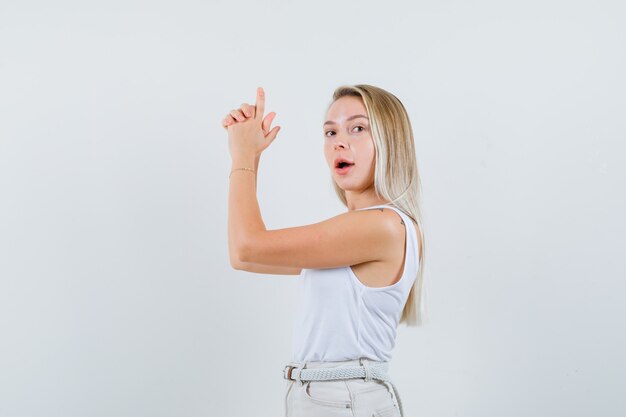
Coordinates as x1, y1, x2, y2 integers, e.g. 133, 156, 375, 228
233, 261, 302, 275
225, 88, 395, 272
228, 151, 265, 264
228, 154, 298, 275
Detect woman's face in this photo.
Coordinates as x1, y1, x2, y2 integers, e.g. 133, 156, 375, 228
323, 96, 376, 190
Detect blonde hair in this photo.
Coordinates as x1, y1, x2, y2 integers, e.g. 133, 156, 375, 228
326, 84, 427, 326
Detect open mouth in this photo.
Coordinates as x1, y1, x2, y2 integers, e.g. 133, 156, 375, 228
335, 161, 355, 174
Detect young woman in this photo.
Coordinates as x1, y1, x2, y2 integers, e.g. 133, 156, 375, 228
223, 84, 426, 417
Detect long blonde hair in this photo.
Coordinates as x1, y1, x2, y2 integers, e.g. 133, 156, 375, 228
326, 84, 427, 326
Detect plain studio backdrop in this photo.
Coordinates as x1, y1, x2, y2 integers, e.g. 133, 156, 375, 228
0, 0, 624, 416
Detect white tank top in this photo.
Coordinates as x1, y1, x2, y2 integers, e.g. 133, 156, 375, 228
291, 204, 420, 362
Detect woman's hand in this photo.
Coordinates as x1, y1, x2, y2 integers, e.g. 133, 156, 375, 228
223, 87, 280, 159
221, 102, 255, 129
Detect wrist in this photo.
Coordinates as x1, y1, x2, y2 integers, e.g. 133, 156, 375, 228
231, 153, 257, 169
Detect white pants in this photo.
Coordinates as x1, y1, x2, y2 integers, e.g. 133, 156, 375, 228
284, 358, 401, 417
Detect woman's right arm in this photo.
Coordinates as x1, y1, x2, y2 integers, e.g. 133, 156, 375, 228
228, 156, 301, 275
229, 207, 302, 274
224, 104, 300, 276
232, 261, 302, 275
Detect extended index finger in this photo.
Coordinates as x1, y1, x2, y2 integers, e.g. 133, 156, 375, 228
255, 86, 265, 120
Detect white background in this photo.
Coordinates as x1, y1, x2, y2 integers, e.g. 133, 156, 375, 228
1, 1, 624, 416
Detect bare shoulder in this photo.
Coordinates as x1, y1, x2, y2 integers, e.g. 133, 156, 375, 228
365, 207, 421, 255
360, 206, 415, 236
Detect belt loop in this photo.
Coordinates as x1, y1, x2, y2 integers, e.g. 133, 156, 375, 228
285, 361, 306, 386
295, 362, 307, 386
360, 357, 372, 382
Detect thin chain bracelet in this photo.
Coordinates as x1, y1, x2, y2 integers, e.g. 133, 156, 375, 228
229, 167, 256, 179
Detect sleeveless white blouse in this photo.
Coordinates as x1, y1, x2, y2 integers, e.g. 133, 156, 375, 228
291, 204, 420, 362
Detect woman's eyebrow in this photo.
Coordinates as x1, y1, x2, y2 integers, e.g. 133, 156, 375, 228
324, 114, 369, 126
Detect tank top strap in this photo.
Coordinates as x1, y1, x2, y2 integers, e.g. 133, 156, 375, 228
355, 204, 410, 223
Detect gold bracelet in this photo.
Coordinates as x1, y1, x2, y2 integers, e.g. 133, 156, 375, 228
229, 167, 256, 179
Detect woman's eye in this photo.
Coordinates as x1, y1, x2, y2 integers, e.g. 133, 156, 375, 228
324, 126, 366, 137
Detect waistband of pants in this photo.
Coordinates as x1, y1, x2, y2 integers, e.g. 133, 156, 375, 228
282, 357, 404, 417
283, 357, 389, 383
286, 357, 367, 369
